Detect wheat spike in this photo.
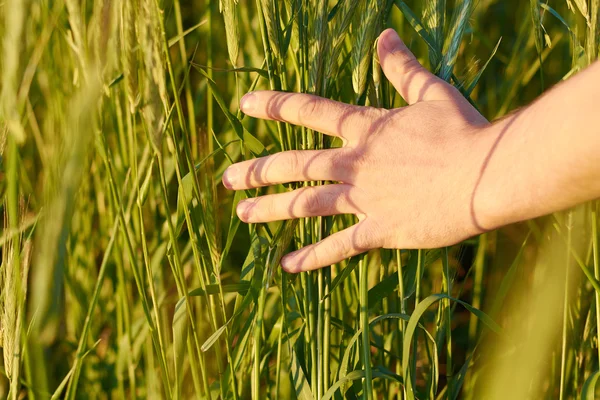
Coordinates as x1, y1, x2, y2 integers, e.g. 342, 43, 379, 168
308, 0, 329, 94
1, 0, 27, 143
91, 0, 114, 76
139, 0, 167, 152
1, 239, 15, 380
221, 0, 240, 67
0, 222, 30, 382
325, 0, 360, 91
283, 0, 301, 53
123, 0, 139, 113
587, 0, 599, 63
352, 1, 380, 97
440, 0, 473, 81
260, 0, 282, 60
424, 0, 446, 68
0, 124, 7, 157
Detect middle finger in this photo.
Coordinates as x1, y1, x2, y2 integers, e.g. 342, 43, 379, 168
222, 149, 350, 190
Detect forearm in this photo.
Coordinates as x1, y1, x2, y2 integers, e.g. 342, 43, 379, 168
474, 61, 600, 230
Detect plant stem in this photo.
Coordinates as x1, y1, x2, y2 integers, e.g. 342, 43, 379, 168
468, 234, 486, 345
360, 256, 373, 400
396, 249, 405, 400
253, 256, 270, 399
7, 134, 22, 400
593, 204, 600, 363
442, 247, 453, 397
559, 212, 573, 400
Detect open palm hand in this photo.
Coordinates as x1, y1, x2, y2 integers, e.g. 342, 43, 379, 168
223, 29, 490, 273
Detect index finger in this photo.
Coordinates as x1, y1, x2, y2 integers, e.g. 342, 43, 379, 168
239, 91, 373, 141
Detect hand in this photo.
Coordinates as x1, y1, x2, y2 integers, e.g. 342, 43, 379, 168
223, 29, 491, 273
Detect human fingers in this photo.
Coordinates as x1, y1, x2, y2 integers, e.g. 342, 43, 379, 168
236, 184, 359, 223
239, 90, 378, 141
222, 149, 350, 190
377, 29, 460, 105
281, 221, 378, 272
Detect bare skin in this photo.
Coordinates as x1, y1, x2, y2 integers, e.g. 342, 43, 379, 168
222, 28, 600, 273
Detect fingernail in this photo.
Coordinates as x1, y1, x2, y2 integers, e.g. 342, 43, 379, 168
222, 166, 238, 189
236, 200, 250, 222
381, 29, 402, 52
240, 92, 256, 113
281, 255, 299, 273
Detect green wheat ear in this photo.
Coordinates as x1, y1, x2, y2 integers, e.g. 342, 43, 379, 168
221, 0, 240, 68
123, 0, 140, 114
351, 2, 379, 98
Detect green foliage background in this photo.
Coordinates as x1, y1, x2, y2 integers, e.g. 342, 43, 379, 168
0, 0, 599, 399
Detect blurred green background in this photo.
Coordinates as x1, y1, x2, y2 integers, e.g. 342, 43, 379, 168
0, 0, 599, 399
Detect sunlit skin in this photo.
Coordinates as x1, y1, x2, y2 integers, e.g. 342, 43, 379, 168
223, 28, 600, 273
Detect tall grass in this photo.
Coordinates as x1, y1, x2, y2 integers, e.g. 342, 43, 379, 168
0, 0, 599, 399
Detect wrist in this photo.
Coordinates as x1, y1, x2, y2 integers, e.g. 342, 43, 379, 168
468, 114, 524, 232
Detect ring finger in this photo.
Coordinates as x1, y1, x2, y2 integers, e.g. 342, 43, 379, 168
236, 184, 359, 223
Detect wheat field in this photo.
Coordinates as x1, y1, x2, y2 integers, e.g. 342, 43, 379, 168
1, 0, 599, 399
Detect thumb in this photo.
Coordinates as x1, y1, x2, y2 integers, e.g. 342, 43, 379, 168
377, 29, 457, 105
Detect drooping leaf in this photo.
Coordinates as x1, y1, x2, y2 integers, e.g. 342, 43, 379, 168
202, 324, 228, 352
403, 294, 501, 400
287, 344, 313, 400
323, 256, 360, 300
194, 65, 268, 156
465, 37, 502, 95
581, 370, 600, 400
172, 297, 189, 396
367, 272, 400, 310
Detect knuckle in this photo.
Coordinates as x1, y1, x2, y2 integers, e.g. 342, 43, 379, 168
354, 228, 373, 250
351, 106, 381, 127
302, 188, 325, 215
247, 160, 261, 183
301, 186, 351, 216
364, 106, 387, 120
394, 56, 423, 76
330, 235, 354, 259
355, 107, 387, 139
297, 98, 323, 121
306, 246, 324, 269
284, 151, 303, 174
345, 147, 369, 174
327, 149, 347, 172
329, 148, 358, 178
